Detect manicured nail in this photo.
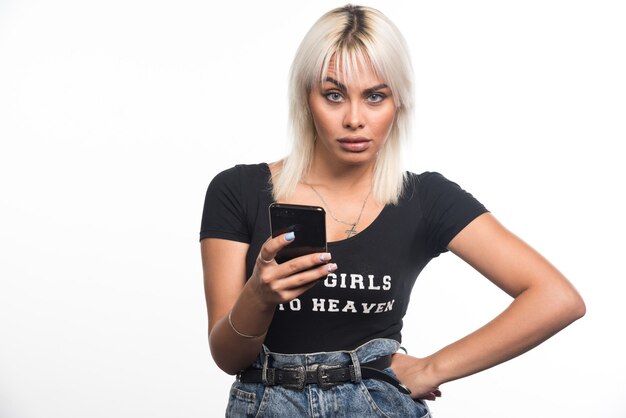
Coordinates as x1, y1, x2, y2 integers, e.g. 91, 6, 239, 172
326, 263, 337, 272
285, 232, 295, 241
320, 253, 332, 261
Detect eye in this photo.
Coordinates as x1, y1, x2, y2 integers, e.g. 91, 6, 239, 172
324, 91, 344, 103
367, 93, 385, 103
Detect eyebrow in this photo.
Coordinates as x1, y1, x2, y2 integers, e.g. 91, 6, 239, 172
322, 77, 389, 94
363, 84, 389, 95
323, 77, 347, 91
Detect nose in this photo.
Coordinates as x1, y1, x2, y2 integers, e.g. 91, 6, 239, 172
343, 101, 365, 129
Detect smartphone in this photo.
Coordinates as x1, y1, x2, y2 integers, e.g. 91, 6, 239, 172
269, 203, 327, 264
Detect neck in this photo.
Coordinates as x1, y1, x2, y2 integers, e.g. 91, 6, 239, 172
306, 148, 375, 192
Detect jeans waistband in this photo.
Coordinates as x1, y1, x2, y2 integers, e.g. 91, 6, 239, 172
251, 338, 401, 369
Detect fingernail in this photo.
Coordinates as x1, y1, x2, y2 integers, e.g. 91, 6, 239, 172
319, 253, 332, 261
285, 232, 295, 241
326, 263, 337, 272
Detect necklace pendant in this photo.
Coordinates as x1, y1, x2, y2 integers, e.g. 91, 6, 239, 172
306, 183, 371, 240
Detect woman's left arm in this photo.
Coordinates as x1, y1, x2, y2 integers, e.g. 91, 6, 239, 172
392, 212, 586, 398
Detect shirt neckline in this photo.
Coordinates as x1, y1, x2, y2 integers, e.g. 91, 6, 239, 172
261, 162, 392, 247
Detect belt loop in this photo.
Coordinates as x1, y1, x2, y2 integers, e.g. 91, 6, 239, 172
261, 350, 275, 386
349, 351, 362, 383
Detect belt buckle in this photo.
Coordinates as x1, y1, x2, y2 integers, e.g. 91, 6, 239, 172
280, 365, 306, 391
316, 363, 344, 390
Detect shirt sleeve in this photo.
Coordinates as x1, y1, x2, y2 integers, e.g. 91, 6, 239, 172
199, 166, 250, 243
418, 172, 489, 257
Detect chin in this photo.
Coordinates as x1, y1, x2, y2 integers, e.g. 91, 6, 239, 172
338, 153, 377, 166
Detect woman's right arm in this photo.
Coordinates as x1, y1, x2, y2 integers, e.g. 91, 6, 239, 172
201, 234, 335, 375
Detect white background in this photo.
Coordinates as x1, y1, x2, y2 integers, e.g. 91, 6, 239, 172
1, 1, 624, 417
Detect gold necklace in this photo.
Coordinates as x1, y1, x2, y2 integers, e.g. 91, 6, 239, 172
307, 184, 371, 238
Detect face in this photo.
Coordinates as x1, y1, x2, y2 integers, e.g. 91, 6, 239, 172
308, 62, 396, 167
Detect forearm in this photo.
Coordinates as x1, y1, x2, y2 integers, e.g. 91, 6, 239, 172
209, 282, 276, 375
419, 213, 587, 387
203, 235, 333, 375
425, 282, 585, 386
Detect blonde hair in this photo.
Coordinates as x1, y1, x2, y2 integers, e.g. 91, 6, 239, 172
273, 4, 414, 205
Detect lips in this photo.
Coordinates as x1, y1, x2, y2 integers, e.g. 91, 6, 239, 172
337, 137, 372, 152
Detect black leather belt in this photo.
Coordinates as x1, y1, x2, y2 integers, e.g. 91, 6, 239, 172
237, 354, 411, 395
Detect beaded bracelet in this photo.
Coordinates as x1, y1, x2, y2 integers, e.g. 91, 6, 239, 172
228, 310, 266, 339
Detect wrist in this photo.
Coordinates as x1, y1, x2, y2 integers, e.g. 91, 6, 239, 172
227, 309, 266, 339
407, 354, 442, 390
243, 278, 277, 313
225, 281, 276, 339
421, 353, 452, 388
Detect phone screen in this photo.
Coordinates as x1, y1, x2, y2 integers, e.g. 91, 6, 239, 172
269, 203, 327, 263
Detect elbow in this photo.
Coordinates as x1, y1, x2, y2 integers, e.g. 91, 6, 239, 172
209, 346, 241, 376
215, 354, 244, 376
570, 292, 586, 321
530, 279, 586, 329
211, 347, 237, 375
217, 363, 242, 376
558, 285, 586, 326
208, 329, 246, 376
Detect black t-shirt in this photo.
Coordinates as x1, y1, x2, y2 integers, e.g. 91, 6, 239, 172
200, 163, 488, 353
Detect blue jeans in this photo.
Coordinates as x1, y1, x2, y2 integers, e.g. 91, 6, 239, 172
225, 338, 431, 417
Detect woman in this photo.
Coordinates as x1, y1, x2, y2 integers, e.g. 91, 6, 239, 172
200, 5, 585, 417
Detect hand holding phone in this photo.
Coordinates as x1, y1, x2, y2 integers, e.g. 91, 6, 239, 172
269, 203, 327, 264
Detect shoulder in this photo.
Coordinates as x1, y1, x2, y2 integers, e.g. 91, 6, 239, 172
201, 163, 271, 242
208, 163, 270, 191
403, 170, 487, 220
205, 162, 272, 207
402, 171, 462, 200
407, 171, 451, 187
404, 171, 488, 255
211, 163, 270, 183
